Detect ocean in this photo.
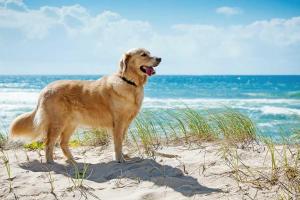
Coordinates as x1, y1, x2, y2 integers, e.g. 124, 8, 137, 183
0, 75, 299, 138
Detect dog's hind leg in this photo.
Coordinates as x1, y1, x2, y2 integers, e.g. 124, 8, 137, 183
45, 125, 63, 164
60, 125, 76, 163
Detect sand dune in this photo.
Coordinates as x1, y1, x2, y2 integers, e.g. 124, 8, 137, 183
0, 143, 290, 199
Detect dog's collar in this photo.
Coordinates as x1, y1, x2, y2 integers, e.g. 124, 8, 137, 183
119, 76, 137, 87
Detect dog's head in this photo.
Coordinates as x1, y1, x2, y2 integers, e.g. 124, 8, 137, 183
119, 48, 161, 78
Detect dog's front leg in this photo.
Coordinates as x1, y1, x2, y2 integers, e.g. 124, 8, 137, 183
112, 125, 125, 163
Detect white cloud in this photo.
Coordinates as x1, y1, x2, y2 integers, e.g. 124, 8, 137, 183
0, 1, 299, 75
216, 6, 242, 16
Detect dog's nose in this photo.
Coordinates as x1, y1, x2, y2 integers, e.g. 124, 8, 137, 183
156, 57, 161, 63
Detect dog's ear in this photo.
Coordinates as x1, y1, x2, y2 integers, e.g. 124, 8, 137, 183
119, 53, 131, 76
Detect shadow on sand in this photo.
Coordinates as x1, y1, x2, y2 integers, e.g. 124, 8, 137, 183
19, 158, 222, 197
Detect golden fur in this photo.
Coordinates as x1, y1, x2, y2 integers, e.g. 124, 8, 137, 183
10, 48, 161, 163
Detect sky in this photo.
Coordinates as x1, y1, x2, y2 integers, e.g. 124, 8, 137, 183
0, 0, 300, 75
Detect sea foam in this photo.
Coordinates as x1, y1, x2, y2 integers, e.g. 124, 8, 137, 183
261, 106, 300, 116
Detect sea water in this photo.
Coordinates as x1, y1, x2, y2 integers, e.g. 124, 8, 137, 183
0, 75, 299, 138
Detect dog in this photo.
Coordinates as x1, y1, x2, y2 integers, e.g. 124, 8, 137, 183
10, 48, 161, 163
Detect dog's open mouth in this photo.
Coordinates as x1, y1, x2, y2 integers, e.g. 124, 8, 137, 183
140, 66, 156, 76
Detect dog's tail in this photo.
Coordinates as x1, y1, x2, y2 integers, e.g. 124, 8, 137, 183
9, 109, 43, 140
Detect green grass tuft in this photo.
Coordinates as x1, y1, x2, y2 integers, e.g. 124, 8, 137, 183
0, 133, 7, 149
131, 112, 161, 154
184, 108, 216, 141
129, 108, 257, 153
81, 128, 110, 146
213, 109, 257, 145
4, 107, 258, 153
24, 141, 44, 150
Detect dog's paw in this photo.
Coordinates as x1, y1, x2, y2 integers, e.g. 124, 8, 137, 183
66, 158, 77, 165
115, 152, 132, 163
122, 153, 131, 160
46, 160, 55, 165
117, 156, 125, 163
115, 153, 126, 163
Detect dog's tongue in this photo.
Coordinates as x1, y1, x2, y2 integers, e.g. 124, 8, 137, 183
145, 67, 155, 76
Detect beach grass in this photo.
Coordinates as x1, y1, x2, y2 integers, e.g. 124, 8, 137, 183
80, 128, 110, 146
0, 133, 7, 149
291, 128, 300, 143
0, 107, 299, 199
43, 166, 56, 196
129, 108, 258, 153
22, 128, 110, 151
131, 111, 161, 153
0, 128, 8, 149
24, 141, 44, 150
219, 136, 300, 199
212, 109, 257, 145
184, 108, 216, 141
0, 149, 13, 192
0, 107, 261, 152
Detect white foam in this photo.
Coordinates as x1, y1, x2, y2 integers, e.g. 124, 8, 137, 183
243, 93, 270, 97
258, 123, 274, 128
143, 98, 300, 109
261, 106, 300, 116
143, 97, 300, 104
0, 91, 38, 130
0, 91, 39, 105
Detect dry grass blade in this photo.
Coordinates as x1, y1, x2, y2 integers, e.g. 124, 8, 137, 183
1, 150, 14, 193
220, 137, 300, 199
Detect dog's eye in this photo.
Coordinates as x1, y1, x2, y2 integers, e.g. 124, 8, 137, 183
141, 53, 147, 57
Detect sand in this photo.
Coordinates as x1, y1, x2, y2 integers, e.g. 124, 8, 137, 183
0, 142, 289, 200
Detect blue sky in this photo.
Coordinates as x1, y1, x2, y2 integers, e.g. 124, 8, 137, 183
0, 0, 300, 75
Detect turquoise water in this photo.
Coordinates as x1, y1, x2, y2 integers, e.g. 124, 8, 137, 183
0, 75, 299, 138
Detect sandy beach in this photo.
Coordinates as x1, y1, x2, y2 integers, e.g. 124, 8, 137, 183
1, 141, 298, 200
1, 0, 300, 199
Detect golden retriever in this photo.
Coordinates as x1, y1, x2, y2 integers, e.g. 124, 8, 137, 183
10, 48, 161, 163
